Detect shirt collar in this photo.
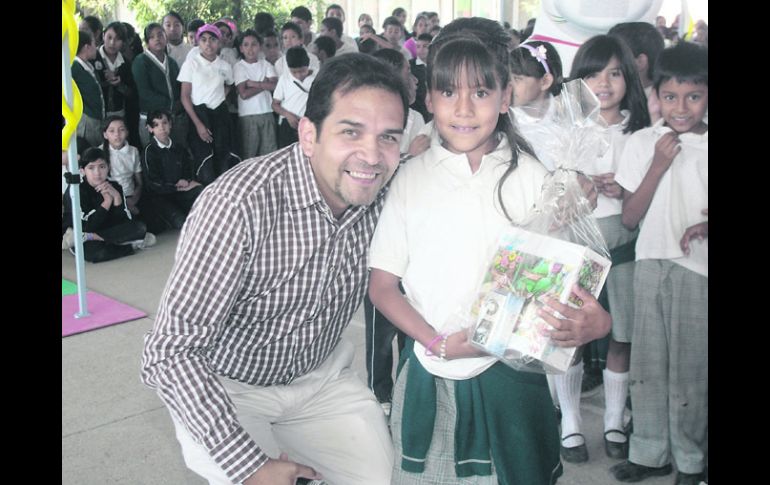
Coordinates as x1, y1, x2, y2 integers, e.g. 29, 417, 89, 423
285, 143, 373, 223
74, 56, 95, 74
154, 136, 172, 149
425, 134, 511, 173
146, 50, 168, 68
99, 45, 125, 70
652, 117, 708, 142
109, 143, 131, 154
416, 57, 426, 66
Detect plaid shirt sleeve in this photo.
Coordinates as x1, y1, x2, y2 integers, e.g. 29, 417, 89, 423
141, 186, 268, 483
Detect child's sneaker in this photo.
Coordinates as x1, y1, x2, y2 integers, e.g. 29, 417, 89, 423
131, 232, 157, 250
62, 227, 75, 250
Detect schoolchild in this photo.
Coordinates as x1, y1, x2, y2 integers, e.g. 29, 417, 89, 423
233, 29, 278, 158
163, 11, 192, 69
368, 22, 611, 485
62, 147, 155, 262
273, 22, 320, 78
140, 110, 203, 233
311, 35, 336, 64
94, 22, 134, 121
132, 22, 185, 149
611, 41, 708, 485
100, 115, 144, 217
186, 19, 205, 46
409, 33, 432, 121
544, 34, 651, 464
72, 30, 105, 148
271, 46, 316, 148
178, 24, 240, 185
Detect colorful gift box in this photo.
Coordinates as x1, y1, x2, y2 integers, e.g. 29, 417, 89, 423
470, 226, 611, 373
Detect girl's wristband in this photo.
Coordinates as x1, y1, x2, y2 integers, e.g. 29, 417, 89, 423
425, 333, 448, 358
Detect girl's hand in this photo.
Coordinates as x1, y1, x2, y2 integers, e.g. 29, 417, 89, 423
680, 221, 708, 255
538, 286, 611, 348
196, 122, 213, 143
595, 172, 623, 199
444, 329, 486, 360
651, 132, 680, 173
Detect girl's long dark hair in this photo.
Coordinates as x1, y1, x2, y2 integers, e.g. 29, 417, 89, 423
570, 34, 651, 134
428, 29, 537, 222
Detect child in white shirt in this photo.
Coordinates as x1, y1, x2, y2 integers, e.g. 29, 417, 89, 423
271, 47, 316, 148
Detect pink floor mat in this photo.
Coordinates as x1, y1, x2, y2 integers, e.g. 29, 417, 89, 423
62, 291, 147, 337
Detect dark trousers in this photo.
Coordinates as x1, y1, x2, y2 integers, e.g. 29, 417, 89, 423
139, 186, 203, 234
84, 220, 146, 263
188, 103, 240, 185
277, 118, 298, 149
364, 294, 406, 403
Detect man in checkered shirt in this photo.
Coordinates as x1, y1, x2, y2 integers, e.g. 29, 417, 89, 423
141, 53, 409, 485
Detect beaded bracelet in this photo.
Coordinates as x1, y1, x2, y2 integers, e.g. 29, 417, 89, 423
425, 333, 447, 357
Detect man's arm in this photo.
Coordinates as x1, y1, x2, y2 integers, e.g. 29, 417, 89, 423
141, 188, 267, 483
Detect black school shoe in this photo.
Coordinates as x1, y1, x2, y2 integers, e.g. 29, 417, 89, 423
610, 460, 673, 482
675, 471, 705, 485
604, 429, 629, 459
560, 433, 588, 463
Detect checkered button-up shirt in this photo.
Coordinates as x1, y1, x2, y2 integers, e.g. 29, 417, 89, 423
141, 143, 385, 483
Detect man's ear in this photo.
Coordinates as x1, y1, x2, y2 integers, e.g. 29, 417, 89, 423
298, 116, 317, 158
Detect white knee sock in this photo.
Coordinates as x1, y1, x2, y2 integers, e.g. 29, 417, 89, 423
603, 368, 629, 443
555, 363, 584, 447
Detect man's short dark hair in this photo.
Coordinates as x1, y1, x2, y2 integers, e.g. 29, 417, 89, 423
416, 33, 433, 42
321, 17, 343, 39
286, 46, 310, 68
305, 53, 409, 137
290, 6, 312, 23
314, 36, 337, 58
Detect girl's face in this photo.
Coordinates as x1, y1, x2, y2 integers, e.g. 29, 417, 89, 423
199, 33, 220, 60
583, 56, 626, 120
427, 68, 511, 164
218, 25, 234, 48
104, 120, 128, 148
239, 35, 261, 63
146, 27, 167, 57
358, 15, 373, 28
511, 73, 551, 107
81, 159, 109, 187
414, 18, 427, 35
103, 28, 124, 57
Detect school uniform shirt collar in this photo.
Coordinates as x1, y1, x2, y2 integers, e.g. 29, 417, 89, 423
109, 143, 131, 155
651, 117, 708, 143
426, 134, 511, 175
99, 45, 125, 70
74, 56, 96, 76
146, 50, 168, 72
416, 58, 426, 66
154, 137, 172, 149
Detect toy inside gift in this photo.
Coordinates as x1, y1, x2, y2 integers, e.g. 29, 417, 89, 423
470, 226, 611, 373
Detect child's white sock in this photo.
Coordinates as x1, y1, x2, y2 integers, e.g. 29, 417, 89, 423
555, 363, 584, 447
603, 368, 629, 443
